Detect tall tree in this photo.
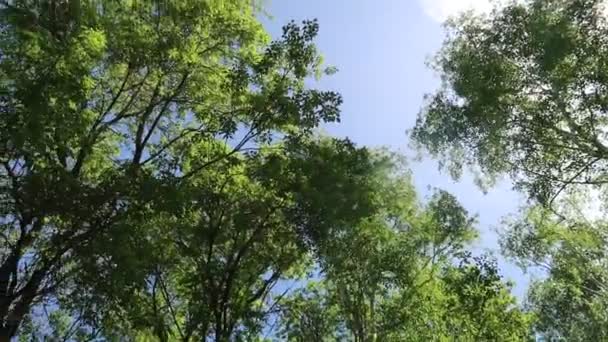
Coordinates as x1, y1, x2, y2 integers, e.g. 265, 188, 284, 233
101, 137, 385, 341
0, 0, 344, 338
412, 0, 608, 204
502, 200, 608, 340
411, 0, 608, 338
276, 169, 532, 341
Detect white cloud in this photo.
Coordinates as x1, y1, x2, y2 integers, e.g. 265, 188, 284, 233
421, 0, 608, 23
419, 0, 494, 22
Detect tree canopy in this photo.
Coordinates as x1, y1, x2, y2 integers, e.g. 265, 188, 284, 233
412, 0, 608, 203
412, 0, 608, 339
0, 0, 354, 338
7, 0, 608, 340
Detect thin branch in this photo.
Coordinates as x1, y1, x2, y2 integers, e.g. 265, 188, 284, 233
179, 126, 257, 180
141, 124, 205, 165
548, 157, 602, 207
157, 271, 186, 341
139, 73, 190, 163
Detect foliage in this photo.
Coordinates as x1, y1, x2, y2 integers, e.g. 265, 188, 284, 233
276, 173, 532, 341
502, 203, 608, 340
411, 0, 608, 339
0, 0, 538, 340
412, 0, 608, 203
277, 282, 345, 342
0, 0, 344, 338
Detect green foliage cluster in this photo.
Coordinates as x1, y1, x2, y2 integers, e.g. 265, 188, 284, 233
277, 184, 532, 342
413, 0, 608, 339
7, 0, 606, 340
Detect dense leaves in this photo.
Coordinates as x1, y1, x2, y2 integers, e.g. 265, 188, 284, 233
0, 0, 544, 341
412, 0, 608, 339
502, 203, 608, 341
0, 0, 345, 338
412, 0, 608, 203
277, 176, 531, 341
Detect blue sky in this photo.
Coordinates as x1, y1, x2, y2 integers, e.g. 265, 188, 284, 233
262, 0, 532, 298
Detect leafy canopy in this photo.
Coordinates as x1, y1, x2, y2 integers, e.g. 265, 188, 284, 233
411, 0, 608, 339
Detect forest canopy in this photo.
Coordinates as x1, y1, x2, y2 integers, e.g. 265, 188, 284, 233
0, 0, 606, 341
413, 0, 608, 340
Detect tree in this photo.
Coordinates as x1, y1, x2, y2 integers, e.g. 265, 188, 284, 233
0, 0, 345, 338
502, 201, 608, 340
277, 282, 345, 342
411, 0, 608, 338
440, 254, 534, 341
101, 137, 385, 341
0, 0, 541, 340
276, 168, 532, 341
412, 0, 608, 204
319, 187, 478, 342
